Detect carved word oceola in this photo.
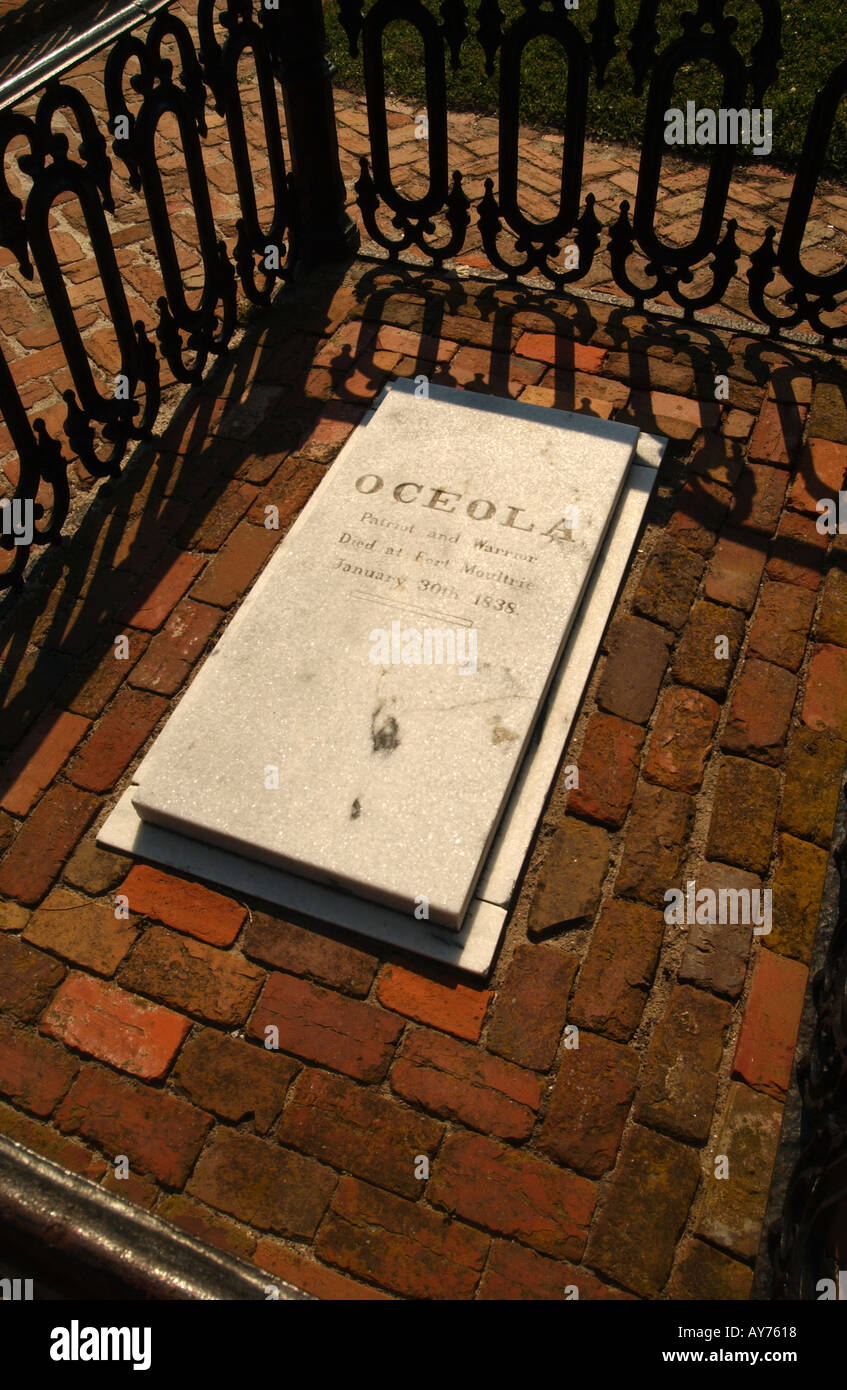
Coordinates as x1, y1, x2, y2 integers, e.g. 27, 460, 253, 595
354, 474, 576, 542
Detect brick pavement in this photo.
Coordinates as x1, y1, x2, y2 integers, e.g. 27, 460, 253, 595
0, 1, 845, 1301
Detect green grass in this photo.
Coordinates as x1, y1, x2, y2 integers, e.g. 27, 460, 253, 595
325, 0, 847, 178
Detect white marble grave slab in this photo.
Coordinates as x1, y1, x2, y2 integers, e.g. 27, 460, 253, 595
99, 429, 663, 974
126, 381, 640, 930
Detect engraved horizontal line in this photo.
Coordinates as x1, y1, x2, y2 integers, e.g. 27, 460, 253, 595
349, 590, 474, 628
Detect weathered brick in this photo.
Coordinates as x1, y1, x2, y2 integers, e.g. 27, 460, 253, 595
392, 1027, 541, 1141
120, 926, 264, 1026
56, 1065, 211, 1185
540, 1032, 638, 1177
63, 837, 130, 895
23, 886, 137, 974
780, 727, 846, 847
188, 1128, 335, 1237
254, 1238, 391, 1300
789, 438, 847, 514
0, 901, 29, 932
429, 1131, 595, 1261
121, 550, 205, 631
689, 432, 746, 487
706, 757, 780, 874
704, 528, 767, 611
672, 600, 745, 698
634, 536, 704, 631
247, 972, 402, 1081
242, 912, 377, 997
667, 476, 730, 556
0, 710, 89, 815
596, 615, 672, 723
747, 398, 806, 467
119, 864, 246, 947
615, 780, 692, 906
748, 580, 816, 671
189, 520, 280, 607
678, 862, 757, 998
568, 713, 644, 827
173, 1026, 298, 1132
66, 689, 166, 793
67, 632, 151, 719
571, 898, 665, 1041
733, 948, 807, 1100
695, 1082, 784, 1261
770, 833, 829, 964
528, 817, 610, 932
816, 566, 847, 646
0, 782, 99, 904
729, 462, 788, 534
478, 1241, 634, 1301
315, 1176, 488, 1300
802, 643, 847, 740
129, 598, 222, 695
643, 686, 719, 792
279, 1068, 443, 1197
721, 658, 797, 765
487, 944, 577, 1070
376, 963, 491, 1042
666, 1238, 754, 1299
0, 1019, 78, 1115
0, 1097, 107, 1182
155, 1193, 256, 1262
807, 381, 847, 443
0, 933, 65, 1020
766, 510, 828, 590
40, 972, 189, 1079
635, 984, 731, 1143
586, 1125, 701, 1297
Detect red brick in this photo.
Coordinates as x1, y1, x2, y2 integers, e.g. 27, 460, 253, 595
540, 1032, 639, 1177
707, 756, 780, 874
770, 833, 829, 964
242, 911, 377, 997
155, 1193, 256, 1262
623, 390, 719, 441
279, 1068, 443, 1196
817, 567, 847, 646
120, 926, 263, 1026
733, 949, 808, 1100
68, 632, 152, 719
189, 520, 280, 607
729, 462, 788, 534
56, 1065, 211, 1185
254, 1238, 391, 1300
63, 838, 130, 895
40, 973, 189, 1080
667, 1237, 754, 1299
635, 984, 731, 1143
512, 332, 605, 372
634, 536, 704, 630
615, 779, 692, 906
666, 476, 730, 555
0, 781, 99, 904
722, 658, 797, 765
66, 689, 167, 793
121, 550, 205, 631
0, 710, 89, 815
596, 615, 672, 722
479, 1241, 634, 1300
571, 899, 665, 1042
808, 381, 847, 443
173, 1026, 297, 1132
315, 1176, 488, 1300
0, 1098, 107, 1182
672, 599, 745, 698
748, 398, 807, 466
446, 345, 544, 394
766, 510, 829, 590
528, 816, 611, 932
802, 644, 847, 740
0, 934, 66, 1021
781, 727, 846, 847
119, 864, 246, 947
0, 1019, 78, 1115
704, 529, 767, 611
247, 972, 402, 1081
487, 944, 577, 1070
568, 713, 644, 828
188, 1128, 335, 1237
391, 1027, 541, 1141
128, 598, 222, 695
23, 887, 137, 974
376, 962, 491, 1043
748, 580, 816, 671
789, 438, 847, 514
643, 686, 719, 792
429, 1131, 595, 1261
